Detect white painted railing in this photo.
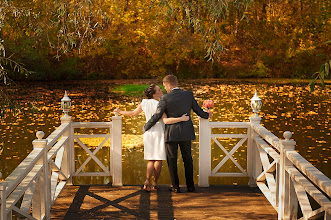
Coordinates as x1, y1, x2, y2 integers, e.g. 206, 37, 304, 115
0, 93, 122, 220
0, 121, 71, 220
199, 114, 331, 220
1, 90, 330, 220
70, 118, 122, 186
199, 121, 251, 186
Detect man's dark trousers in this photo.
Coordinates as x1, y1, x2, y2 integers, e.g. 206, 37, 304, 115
166, 141, 194, 189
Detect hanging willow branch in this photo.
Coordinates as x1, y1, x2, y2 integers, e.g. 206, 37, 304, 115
309, 55, 330, 92
0, 49, 31, 117
51, 0, 110, 59
308, 40, 330, 92
0, 0, 111, 117
0, 1, 32, 117
156, 0, 253, 62
1, 0, 111, 60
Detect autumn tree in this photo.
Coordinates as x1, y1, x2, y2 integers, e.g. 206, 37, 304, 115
0, 0, 329, 81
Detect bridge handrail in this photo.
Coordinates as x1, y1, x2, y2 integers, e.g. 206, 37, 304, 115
286, 150, 331, 198
251, 119, 331, 218
0, 91, 123, 220
286, 165, 331, 216
0, 122, 70, 219
2, 123, 70, 198
0, 116, 122, 220
250, 122, 281, 151
1, 148, 44, 198
254, 136, 279, 161
251, 121, 331, 217
198, 120, 251, 186
208, 121, 250, 128
199, 114, 331, 219
251, 121, 330, 199
71, 121, 112, 128
46, 123, 70, 149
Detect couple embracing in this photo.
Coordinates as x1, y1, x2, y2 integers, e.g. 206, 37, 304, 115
114, 75, 212, 193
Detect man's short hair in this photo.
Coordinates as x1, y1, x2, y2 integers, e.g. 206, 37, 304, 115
163, 75, 178, 87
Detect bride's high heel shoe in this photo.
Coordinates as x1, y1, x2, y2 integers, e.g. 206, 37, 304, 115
152, 181, 159, 190
143, 180, 151, 192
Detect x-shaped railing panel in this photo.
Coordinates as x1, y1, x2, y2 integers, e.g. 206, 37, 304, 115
254, 136, 280, 208
74, 134, 111, 176
287, 167, 331, 219
211, 135, 248, 176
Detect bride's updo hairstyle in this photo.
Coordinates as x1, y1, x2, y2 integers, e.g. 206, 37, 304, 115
144, 84, 157, 99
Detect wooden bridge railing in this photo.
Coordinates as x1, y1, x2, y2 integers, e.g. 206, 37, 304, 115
1, 90, 330, 220
70, 119, 122, 185
0, 122, 71, 220
198, 92, 331, 220
0, 92, 122, 220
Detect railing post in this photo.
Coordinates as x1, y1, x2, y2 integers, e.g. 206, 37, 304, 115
60, 91, 74, 185
61, 115, 73, 185
278, 131, 297, 220
248, 115, 262, 187
0, 181, 7, 220
248, 90, 263, 187
111, 113, 122, 186
199, 117, 211, 187
32, 131, 50, 220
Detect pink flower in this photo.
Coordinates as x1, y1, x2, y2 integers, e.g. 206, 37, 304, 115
203, 100, 214, 109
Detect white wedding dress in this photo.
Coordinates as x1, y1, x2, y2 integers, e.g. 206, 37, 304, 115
141, 99, 166, 160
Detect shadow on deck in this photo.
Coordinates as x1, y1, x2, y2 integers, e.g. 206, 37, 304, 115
50, 185, 277, 219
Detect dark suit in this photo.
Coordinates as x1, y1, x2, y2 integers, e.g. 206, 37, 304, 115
144, 88, 209, 189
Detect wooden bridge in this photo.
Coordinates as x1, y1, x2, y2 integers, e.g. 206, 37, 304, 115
0, 91, 330, 220
50, 185, 277, 219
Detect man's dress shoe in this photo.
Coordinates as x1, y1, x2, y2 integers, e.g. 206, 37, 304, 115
187, 187, 195, 192
169, 187, 181, 193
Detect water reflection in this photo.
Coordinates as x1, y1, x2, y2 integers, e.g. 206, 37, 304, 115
0, 80, 330, 185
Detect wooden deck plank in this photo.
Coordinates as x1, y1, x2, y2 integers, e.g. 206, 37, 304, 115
51, 185, 277, 219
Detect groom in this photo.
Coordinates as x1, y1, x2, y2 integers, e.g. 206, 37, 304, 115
144, 75, 211, 192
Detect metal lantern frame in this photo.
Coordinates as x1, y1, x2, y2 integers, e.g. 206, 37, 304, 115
251, 90, 262, 115
61, 91, 71, 116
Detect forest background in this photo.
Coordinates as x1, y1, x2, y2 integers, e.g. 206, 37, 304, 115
0, 0, 330, 81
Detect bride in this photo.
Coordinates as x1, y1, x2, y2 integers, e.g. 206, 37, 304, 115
114, 84, 189, 191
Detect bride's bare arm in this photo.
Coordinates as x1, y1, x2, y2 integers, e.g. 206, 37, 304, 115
162, 113, 189, 124
114, 104, 143, 117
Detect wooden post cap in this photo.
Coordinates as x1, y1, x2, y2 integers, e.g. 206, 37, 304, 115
283, 131, 292, 140
36, 131, 45, 140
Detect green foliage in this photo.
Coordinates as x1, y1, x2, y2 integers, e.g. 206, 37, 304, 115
251, 61, 269, 78
0, 88, 21, 117
308, 40, 330, 92
309, 58, 330, 92
113, 84, 165, 96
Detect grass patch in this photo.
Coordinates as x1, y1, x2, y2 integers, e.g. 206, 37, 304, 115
112, 84, 164, 96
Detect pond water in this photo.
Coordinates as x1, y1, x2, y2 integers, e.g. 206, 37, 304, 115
0, 79, 330, 186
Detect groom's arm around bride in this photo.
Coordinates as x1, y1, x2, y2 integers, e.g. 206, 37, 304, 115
144, 76, 212, 140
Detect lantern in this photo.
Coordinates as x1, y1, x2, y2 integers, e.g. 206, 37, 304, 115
251, 90, 262, 115
61, 91, 71, 117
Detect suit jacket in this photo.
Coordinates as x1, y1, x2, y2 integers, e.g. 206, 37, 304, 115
144, 88, 209, 142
